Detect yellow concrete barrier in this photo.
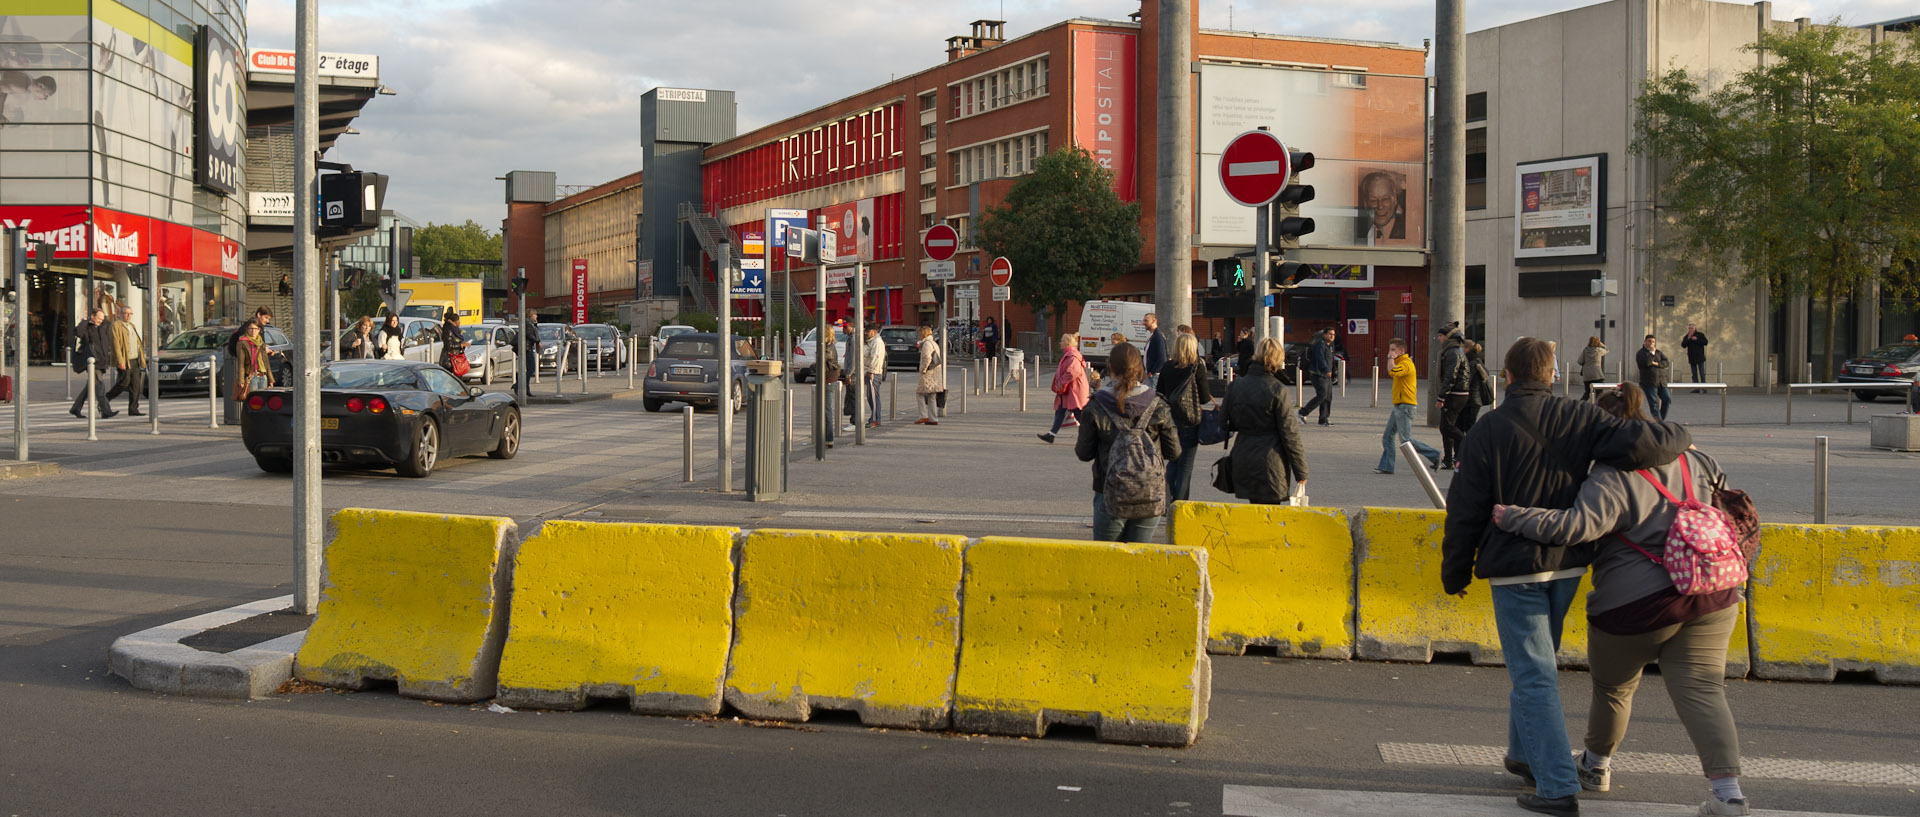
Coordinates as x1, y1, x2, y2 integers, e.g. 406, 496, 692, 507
295, 509, 516, 702
1750, 523, 1919, 684
724, 529, 967, 729
952, 537, 1210, 747
495, 521, 738, 714
1168, 501, 1352, 658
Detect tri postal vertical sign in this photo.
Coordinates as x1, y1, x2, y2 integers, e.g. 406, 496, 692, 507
194, 26, 244, 195
571, 260, 589, 324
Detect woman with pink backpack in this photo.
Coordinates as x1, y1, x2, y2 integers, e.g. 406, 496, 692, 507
1490, 382, 1751, 817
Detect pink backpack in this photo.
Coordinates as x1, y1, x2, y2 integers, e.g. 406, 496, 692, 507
1618, 454, 1750, 595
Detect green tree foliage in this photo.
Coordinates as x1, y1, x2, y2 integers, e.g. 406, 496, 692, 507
973, 146, 1144, 337
343, 273, 385, 321
412, 220, 503, 280
1633, 24, 1920, 378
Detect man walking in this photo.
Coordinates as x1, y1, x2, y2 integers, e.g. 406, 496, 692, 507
1142, 312, 1165, 388
1636, 335, 1673, 419
1442, 337, 1692, 816
1681, 324, 1709, 392
862, 324, 886, 428
1436, 325, 1472, 469
102, 305, 146, 416
1374, 338, 1439, 473
1298, 327, 1336, 426
68, 307, 115, 419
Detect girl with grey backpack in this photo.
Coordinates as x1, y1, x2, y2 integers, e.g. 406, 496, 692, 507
1075, 343, 1182, 543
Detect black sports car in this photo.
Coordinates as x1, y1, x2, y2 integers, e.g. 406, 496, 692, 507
241, 360, 521, 477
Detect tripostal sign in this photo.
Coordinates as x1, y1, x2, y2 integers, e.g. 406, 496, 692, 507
247, 48, 380, 79
1072, 30, 1139, 201
571, 260, 589, 324
776, 103, 902, 188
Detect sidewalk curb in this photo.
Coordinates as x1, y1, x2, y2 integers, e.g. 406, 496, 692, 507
0, 461, 60, 479
108, 594, 304, 700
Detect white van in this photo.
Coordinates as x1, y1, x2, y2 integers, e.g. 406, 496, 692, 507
1075, 300, 1156, 364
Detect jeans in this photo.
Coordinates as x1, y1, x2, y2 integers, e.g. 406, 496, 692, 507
1048, 406, 1071, 435
1091, 493, 1159, 543
1166, 424, 1200, 504
1582, 379, 1602, 402
1689, 361, 1707, 383
1648, 383, 1673, 419
1587, 605, 1742, 778
1440, 393, 1471, 462
1300, 372, 1332, 422
822, 382, 839, 443
864, 373, 882, 424
1491, 578, 1583, 800
1378, 403, 1441, 472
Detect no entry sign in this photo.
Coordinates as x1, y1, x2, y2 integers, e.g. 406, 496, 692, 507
923, 223, 959, 262
1218, 129, 1291, 208
989, 256, 1013, 287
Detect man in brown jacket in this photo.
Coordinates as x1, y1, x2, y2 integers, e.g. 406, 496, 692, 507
102, 305, 147, 415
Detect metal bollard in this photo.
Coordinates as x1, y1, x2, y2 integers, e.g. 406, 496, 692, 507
555, 341, 566, 397
209, 369, 220, 429
1371, 361, 1380, 408
596, 339, 605, 377
1338, 358, 1347, 397
786, 387, 796, 452
85, 356, 97, 441
1564, 364, 1572, 397
1717, 361, 1723, 385
683, 405, 695, 482
65, 351, 73, 399
1400, 440, 1446, 509
578, 342, 588, 394
628, 337, 636, 390
889, 371, 898, 420
1813, 435, 1829, 523
990, 357, 998, 394
1295, 365, 1304, 407
960, 368, 968, 414
1019, 370, 1027, 412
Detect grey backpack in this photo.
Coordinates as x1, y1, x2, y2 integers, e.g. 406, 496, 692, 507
1102, 402, 1168, 519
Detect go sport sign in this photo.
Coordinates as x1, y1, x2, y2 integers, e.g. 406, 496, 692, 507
194, 26, 243, 196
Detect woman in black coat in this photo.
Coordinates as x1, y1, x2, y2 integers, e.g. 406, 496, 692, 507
1220, 337, 1310, 504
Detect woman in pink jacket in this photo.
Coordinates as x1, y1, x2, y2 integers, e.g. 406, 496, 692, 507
1038, 333, 1090, 443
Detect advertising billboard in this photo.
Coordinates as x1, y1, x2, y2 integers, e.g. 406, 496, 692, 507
822, 198, 874, 263
1197, 63, 1427, 251
1072, 30, 1137, 202
194, 26, 242, 195
1514, 154, 1606, 262
571, 260, 590, 324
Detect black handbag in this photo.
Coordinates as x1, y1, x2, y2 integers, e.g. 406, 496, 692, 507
935, 390, 947, 409
1197, 407, 1229, 446
1211, 455, 1236, 494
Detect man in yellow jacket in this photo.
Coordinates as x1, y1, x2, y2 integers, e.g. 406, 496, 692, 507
102, 305, 147, 416
1376, 337, 1441, 473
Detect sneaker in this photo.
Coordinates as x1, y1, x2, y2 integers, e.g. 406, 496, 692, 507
1372, 468, 1394, 475
1516, 793, 1579, 816
1577, 762, 1611, 793
1037, 432, 1055, 444
1061, 418, 1079, 428
1698, 798, 1749, 817
1425, 457, 1441, 470
841, 424, 855, 433
1504, 756, 1536, 787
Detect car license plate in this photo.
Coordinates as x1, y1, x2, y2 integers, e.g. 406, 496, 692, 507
672, 366, 702, 375
321, 418, 338, 430
1855, 366, 1873, 375
158, 371, 180, 381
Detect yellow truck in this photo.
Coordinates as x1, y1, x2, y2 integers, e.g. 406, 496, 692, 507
393, 278, 484, 322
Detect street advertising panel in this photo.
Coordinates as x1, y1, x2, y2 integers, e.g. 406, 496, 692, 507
246, 48, 379, 79
1072, 30, 1137, 201
91, 8, 197, 224
194, 26, 242, 195
1197, 64, 1427, 251
1298, 263, 1373, 289
822, 199, 874, 263
0, 204, 239, 279
1514, 154, 1606, 262
571, 260, 589, 324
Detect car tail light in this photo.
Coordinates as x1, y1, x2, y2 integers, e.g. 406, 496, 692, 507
1886, 366, 1905, 376
345, 397, 365, 413
267, 395, 284, 411
246, 394, 265, 410
369, 397, 388, 413
647, 364, 657, 377
794, 345, 804, 356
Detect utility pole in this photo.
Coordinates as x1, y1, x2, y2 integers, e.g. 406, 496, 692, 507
1154, 0, 1194, 352
1430, 0, 1466, 425
292, 0, 323, 613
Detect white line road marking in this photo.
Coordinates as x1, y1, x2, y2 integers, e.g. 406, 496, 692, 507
1379, 743, 1920, 787
1223, 786, 1887, 817
1228, 160, 1282, 177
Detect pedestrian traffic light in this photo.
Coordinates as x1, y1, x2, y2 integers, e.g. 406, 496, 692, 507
1272, 150, 1316, 247
1270, 259, 1312, 290
339, 268, 360, 291
388, 224, 413, 279
510, 274, 527, 294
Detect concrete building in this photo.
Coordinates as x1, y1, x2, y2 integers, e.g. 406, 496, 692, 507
1465, 0, 1916, 386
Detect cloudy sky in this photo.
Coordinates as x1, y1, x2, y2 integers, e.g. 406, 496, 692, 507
245, 0, 1910, 229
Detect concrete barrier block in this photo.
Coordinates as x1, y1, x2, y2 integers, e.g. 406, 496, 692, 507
1168, 501, 1353, 658
294, 509, 517, 703
952, 537, 1210, 747
1750, 523, 1919, 684
724, 529, 966, 729
496, 521, 738, 715
1352, 508, 1591, 668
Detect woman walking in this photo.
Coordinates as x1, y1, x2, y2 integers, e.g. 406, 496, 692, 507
815, 326, 844, 446
914, 325, 943, 425
232, 320, 272, 401
1220, 337, 1309, 504
1579, 336, 1608, 401
376, 315, 406, 359
1155, 332, 1213, 504
1039, 333, 1090, 443
440, 312, 468, 372
1074, 343, 1181, 543
1492, 383, 1750, 817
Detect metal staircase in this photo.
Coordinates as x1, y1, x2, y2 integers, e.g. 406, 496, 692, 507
677, 202, 731, 312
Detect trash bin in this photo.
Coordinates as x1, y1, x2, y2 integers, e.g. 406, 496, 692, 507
743, 365, 788, 501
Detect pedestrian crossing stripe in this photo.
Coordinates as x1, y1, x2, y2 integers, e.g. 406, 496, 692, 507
1379, 742, 1920, 788
1224, 785, 1886, 817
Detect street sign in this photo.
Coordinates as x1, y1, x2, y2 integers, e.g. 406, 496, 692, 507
742, 231, 764, 258
732, 257, 766, 297
826, 266, 854, 291
768, 208, 806, 247
992, 285, 1010, 302
923, 259, 956, 281
1346, 318, 1370, 335
923, 223, 959, 261
956, 286, 979, 300
989, 256, 1013, 287
1218, 129, 1291, 208
1400, 292, 1413, 305
821, 230, 839, 264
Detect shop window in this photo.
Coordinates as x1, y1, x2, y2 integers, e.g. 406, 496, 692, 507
1467, 92, 1488, 122
1466, 127, 1487, 211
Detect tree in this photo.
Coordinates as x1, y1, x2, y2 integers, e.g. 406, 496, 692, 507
1633, 24, 1920, 380
412, 220, 503, 280
343, 272, 384, 321
973, 146, 1144, 338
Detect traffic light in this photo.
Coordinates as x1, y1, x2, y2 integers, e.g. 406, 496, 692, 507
1270, 260, 1313, 290
389, 224, 413, 279
1272, 150, 1316, 246
339, 268, 361, 291
510, 274, 528, 295
319, 171, 387, 229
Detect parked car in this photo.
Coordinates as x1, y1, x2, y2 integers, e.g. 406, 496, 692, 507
392, 317, 447, 364
155, 323, 293, 395
534, 323, 580, 371
241, 359, 521, 478
459, 323, 520, 384
572, 323, 627, 370
792, 326, 851, 383
1838, 340, 1920, 401
642, 332, 750, 412
650, 324, 697, 356
880, 325, 921, 372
